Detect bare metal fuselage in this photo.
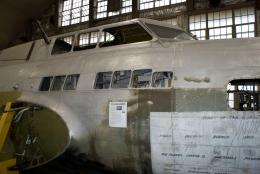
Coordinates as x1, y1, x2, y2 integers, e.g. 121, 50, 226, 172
0, 19, 260, 173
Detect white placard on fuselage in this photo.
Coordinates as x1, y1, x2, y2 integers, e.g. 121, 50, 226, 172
109, 102, 127, 128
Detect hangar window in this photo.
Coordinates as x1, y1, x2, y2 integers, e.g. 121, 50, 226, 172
96, 0, 107, 18
100, 23, 152, 47
121, 0, 132, 14
235, 7, 255, 38
52, 36, 74, 55
152, 72, 173, 88
131, 69, 152, 88
39, 77, 54, 91
59, 0, 89, 26
189, 7, 255, 40
64, 74, 80, 90
227, 79, 259, 111
139, 0, 185, 10
96, 0, 132, 19
189, 14, 207, 40
95, 72, 112, 89
208, 10, 233, 40
112, 70, 131, 88
51, 76, 66, 91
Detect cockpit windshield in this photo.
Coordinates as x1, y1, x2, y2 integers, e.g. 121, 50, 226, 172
51, 20, 195, 55
145, 23, 194, 40
100, 23, 152, 47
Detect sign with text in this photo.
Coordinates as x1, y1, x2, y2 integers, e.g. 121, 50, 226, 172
109, 102, 127, 128
150, 111, 260, 174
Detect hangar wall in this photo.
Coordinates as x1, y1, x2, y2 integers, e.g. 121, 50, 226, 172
6, 0, 260, 47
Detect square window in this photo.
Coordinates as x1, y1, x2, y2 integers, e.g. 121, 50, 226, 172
95, 72, 112, 89
64, 74, 80, 90
235, 17, 241, 24
220, 18, 226, 26
227, 18, 232, 25
112, 70, 131, 88
39, 77, 53, 91
221, 27, 226, 34
248, 15, 255, 23
249, 32, 255, 37
249, 24, 254, 32
208, 20, 213, 28
242, 15, 248, 24
132, 69, 152, 88
152, 71, 173, 88
60, 0, 89, 26
51, 76, 66, 91
242, 25, 248, 32
242, 33, 249, 38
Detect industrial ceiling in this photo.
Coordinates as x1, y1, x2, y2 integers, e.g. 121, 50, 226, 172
0, 0, 56, 50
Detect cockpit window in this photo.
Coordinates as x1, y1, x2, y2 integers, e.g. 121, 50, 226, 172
52, 36, 74, 55
74, 31, 99, 51
100, 23, 152, 47
99, 31, 115, 44
145, 23, 194, 40
52, 23, 154, 54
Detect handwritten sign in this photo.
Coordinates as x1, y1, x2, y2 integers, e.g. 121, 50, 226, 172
150, 111, 260, 174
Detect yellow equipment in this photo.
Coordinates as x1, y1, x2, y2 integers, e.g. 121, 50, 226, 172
0, 102, 18, 174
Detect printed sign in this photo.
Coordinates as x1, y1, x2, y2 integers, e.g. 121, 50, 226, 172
150, 111, 260, 174
109, 102, 127, 128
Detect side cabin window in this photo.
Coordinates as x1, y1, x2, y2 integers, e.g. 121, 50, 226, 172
51, 75, 66, 91
52, 36, 74, 55
39, 74, 80, 91
152, 71, 173, 88
95, 72, 112, 89
112, 70, 131, 88
227, 79, 259, 111
39, 76, 53, 91
64, 74, 80, 90
99, 23, 152, 47
74, 31, 99, 51
131, 69, 152, 88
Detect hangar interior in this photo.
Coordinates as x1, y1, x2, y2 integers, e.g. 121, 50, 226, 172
0, 0, 259, 49
0, 0, 259, 174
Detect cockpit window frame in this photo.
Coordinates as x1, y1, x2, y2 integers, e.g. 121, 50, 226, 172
143, 22, 195, 41
51, 21, 156, 55
51, 35, 75, 55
